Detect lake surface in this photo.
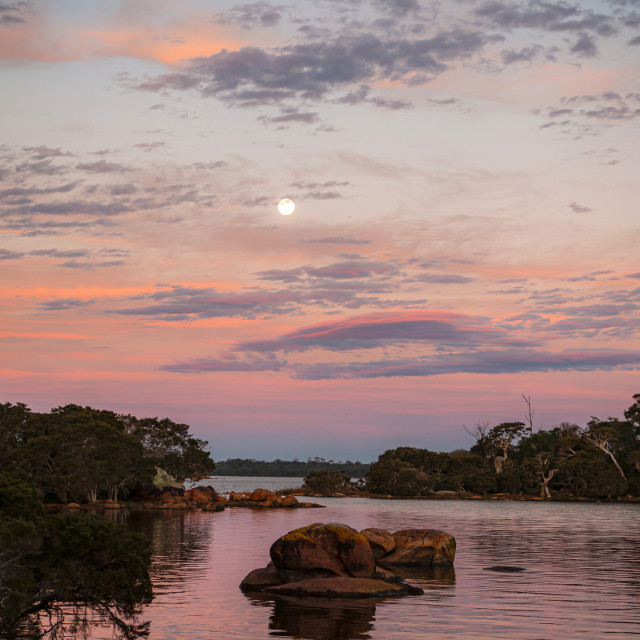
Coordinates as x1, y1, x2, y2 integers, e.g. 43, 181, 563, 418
200, 475, 305, 494
113, 479, 640, 640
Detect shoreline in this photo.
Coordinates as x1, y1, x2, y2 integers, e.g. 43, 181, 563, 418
311, 491, 640, 503
44, 487, 640, 511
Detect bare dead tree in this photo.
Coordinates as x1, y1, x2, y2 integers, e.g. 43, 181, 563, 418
522, 394, 535, 435
463, 420, 490, 442
463, 420, 493, 460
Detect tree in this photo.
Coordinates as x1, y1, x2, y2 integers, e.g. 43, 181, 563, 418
584, 418, 627, 479
0, 474, 153, 640
9, 405, 148, 503
304, 470, 352, 494
532, 454, 560, 499
447, 451, 496, 494
489, 422, 528, 460
623, 393, 640, 429
627, 450, 640, 473
557, 450, 627, 498
0, 402, 31, 468
123, 416, 215, 481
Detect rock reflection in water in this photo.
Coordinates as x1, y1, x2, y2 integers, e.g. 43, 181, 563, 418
243, 567, 455, 639
248, 594, 377, 640
389, 565, 456, 590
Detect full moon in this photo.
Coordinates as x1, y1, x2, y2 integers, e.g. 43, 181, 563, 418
277, 198, 295, 216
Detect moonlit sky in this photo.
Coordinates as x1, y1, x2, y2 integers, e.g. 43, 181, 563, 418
1, 0, 639, 462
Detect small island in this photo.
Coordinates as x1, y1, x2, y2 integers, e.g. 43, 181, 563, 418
240, 522, 455, 599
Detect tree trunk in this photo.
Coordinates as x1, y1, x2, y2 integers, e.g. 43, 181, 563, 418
604, 449, 626, 479
539, 468, 558, 499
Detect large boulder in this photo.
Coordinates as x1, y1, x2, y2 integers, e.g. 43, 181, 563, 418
377, 529, 456, 567
281, 495, 298, 507
250, 488, 277, 502
361, 528, 395, 559
270, 523, 376, 579
185, 487, 214, 505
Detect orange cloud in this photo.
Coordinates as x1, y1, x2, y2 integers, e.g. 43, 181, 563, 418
0, 14, 243, 65
0, 331, 94, 340
82, 24, 241, 65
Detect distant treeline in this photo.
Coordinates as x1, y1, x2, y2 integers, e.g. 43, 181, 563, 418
214, 457, 371, 478
362, 394, 640, 499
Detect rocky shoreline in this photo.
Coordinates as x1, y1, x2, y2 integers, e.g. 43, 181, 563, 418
51, 480, 640, 512
55, 486, 324, 512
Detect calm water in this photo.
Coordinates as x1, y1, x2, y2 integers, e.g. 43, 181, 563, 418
111, 480, 640, 640
200, 476, 305, 493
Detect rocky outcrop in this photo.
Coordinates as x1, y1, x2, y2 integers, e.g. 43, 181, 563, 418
156, 485, 223, 511
223, 488, 322, 509
125, 483, 320, 511
377, 529, 456, 567
240, 522, 455, 599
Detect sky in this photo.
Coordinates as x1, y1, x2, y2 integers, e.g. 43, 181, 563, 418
1, 0, 639, 462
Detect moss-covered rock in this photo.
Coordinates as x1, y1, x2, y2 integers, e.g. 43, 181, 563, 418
270, 523, 376, 578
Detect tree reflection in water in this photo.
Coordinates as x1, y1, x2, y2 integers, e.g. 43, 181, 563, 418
244, 567, 455, 640
103, 509, 214, 587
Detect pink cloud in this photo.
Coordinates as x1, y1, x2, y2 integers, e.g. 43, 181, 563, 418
239, 309, 533, 353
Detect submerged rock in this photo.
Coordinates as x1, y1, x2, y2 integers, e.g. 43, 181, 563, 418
483, 565, 526, 573
265, 576, 420, 598
240, 565, 285, 591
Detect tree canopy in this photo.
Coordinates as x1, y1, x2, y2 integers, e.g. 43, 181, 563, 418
0, 403, 215, 504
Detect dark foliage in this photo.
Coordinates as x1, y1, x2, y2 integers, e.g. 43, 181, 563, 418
0, 475, 153, 640
303, 470, 353, 494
